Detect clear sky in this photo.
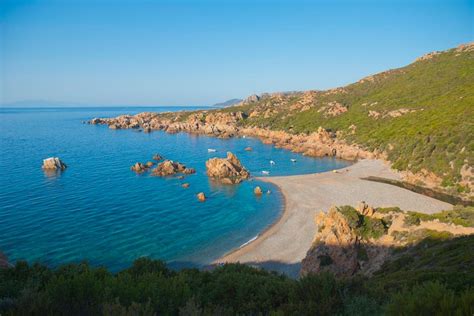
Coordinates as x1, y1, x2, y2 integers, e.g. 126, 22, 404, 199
0, 0, 472, 106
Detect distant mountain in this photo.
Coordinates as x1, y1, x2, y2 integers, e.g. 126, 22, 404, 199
212, 98, 243, 107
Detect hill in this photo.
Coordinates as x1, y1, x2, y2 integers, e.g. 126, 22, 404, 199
212, 98, 243, 107
217, 43, 473, 195
90, 43, 474, 198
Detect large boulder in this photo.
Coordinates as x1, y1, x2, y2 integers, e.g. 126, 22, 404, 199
131, 162, 148, 173
206, 152, 250, 184
42, 157, 67, 170
301, 206, 359, 277
152, 160, 194, 176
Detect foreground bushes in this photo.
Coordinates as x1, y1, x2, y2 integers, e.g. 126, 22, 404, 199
1, 255, 473, 315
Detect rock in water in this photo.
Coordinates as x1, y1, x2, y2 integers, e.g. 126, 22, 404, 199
197, 192, 206, 202
152, 160, 191, 176
131, 162, 148, 173
182, 183, 190, 188
205, 152, 250, 184
254, 186, 263, 196
245, 147, 253, 151
145, 161, 155, 168
42, 157, 67, 170
152, 154, 163, 161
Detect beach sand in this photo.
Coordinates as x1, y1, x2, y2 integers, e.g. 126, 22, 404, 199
216, 159, 453, 278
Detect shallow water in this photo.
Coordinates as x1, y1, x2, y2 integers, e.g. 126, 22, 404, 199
0, 107, 350, 271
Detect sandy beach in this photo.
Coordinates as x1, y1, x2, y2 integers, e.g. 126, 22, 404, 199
217, 159, 453, 277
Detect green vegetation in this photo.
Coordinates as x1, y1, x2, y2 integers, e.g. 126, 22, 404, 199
215, 46, 474, 192
337, 206, 388, 239
404, 206, 474, 227
1, 235, 473, 315
1, 205, 473, 314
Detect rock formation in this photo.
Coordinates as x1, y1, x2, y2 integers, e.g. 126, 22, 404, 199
197, 192, 206, 202
152, 160, 195, 177
131, 162, 148, 173
153, 154, 163, 161
254, 186, 263, 196
205, 152, 250, 184
300, 203, 474, 278
42, 157, 67, 170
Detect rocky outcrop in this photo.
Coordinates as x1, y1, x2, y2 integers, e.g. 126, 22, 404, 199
152, 160, 195, 177
42, 157, 67, 170
317, 101, 348, 117
131, 162, 148, 173
153, 154, 163, 161
197, 192, 206, 201
206, 152, 250, 184
89, 111, 375, 162
301, 206, 360, 277
301, 203, 474, 278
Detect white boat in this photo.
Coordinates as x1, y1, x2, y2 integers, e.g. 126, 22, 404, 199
290, 159, 297, 162
270, 160, 276, 165
207, 148, 217, 152
261, 170, 270, 175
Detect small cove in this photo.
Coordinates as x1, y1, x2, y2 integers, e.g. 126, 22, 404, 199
0, 107, 351, 271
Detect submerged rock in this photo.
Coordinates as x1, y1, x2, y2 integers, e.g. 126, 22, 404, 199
245, 147, 253, 151
182, 183, 190, 188
205, 152, 250, 184
42, 157, 67, 170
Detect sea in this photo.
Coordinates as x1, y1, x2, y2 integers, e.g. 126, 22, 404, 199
0, 106, 351, 271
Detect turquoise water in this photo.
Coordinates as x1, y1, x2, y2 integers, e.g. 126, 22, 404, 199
0, 107, 350, 271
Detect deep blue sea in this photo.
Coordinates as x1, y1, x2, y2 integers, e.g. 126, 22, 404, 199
0, 107, 350, 271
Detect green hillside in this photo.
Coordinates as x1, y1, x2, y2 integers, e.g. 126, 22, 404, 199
217, 44, 474, 194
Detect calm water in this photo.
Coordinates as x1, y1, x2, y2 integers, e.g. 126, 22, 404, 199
0, 107, 350, 271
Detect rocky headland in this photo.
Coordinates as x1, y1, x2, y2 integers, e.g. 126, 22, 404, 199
89, 43, 474, 198
300, 203, 474, 277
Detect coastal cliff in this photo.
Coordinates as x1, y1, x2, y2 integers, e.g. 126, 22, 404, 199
301, 203, 474, 277
90, 42, 474, 199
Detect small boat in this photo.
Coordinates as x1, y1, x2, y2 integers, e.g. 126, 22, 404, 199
290, 159, 297, 162
261, 170, 270, 175
207, 148, 217, 153
270, 160, 276, 165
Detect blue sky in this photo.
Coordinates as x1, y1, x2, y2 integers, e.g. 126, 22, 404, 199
1, 0, 472, 106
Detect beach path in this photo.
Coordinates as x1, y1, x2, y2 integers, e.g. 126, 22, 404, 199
217, 159, 453, 277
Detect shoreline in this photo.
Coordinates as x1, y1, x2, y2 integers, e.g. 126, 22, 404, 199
215, 159, 454, 278
215, 178, 290, 263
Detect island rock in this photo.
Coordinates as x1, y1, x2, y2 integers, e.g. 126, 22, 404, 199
197, 192, 206, 201
205, 152, 250, 184
152, 160, 194, 176
42, 157, 67, 170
